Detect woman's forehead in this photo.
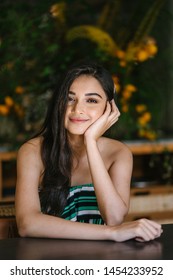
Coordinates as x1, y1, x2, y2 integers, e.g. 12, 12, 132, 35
69, 75, 105, 94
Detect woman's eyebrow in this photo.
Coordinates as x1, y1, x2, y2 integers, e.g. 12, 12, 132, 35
85, 93, 103, 99
68, 91, 103, 99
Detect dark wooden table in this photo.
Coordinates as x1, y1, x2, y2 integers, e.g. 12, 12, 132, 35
0, 224, 172, 260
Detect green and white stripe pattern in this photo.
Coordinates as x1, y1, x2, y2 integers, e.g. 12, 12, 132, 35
61, 184, 104, 224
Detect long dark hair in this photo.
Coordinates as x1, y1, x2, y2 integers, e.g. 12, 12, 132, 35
38, 61, 116, 216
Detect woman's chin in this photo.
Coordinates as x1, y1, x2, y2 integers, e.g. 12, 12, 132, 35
67, 128, 87, 136
66, 124, 90, 136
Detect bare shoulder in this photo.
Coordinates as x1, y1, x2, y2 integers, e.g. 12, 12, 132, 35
98, 137, 132, 161
17, 137, 43, 169
18, 137, 42, 156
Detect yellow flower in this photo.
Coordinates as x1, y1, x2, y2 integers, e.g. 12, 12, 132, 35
125, 84, 137, 92
122, 90, 132, 100
138, 129, 156, 140
112, 75, 119, 84
14, 103, 24, 118
146, 44, 158, 56
138, 112, 151, 126
50, 4, 59, 17
136, 49, 149, 62
116, 49, 125, 59
144, 37, 158, 56
5, 96, 14, 107
135, 104, 147, 113
138, 117, 146, 126
145, 130, 157, 140
121, 104, 129, 112
15, 86, 25, 94
50, 3, 66, 22
125, 43, 138, 62
138, 129, 146, 137
112, 76, 121, 93
0, 105, 10, 116
143, 112, 151, 122
119, 60, 126, 67
115, 83, 121, 93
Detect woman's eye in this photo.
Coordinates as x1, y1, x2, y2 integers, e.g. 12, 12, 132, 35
68, 96, 75, 103
87, 99, 98, 104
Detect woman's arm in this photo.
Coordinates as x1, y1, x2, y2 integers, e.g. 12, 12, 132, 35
15, 139, 110, 240
84, 100, 132, 225
15, 138, 162, 242
85, 140, 132, 226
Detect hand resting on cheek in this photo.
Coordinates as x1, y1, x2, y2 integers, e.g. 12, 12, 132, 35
84, 100, 120, 143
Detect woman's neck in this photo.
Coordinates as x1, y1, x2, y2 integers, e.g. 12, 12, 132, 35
68, 134, 86, 156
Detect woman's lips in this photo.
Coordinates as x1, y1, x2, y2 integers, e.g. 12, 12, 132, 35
69, 117, 89, 123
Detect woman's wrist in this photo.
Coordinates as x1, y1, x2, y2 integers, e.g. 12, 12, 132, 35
84, 134, 97, 147
104, 225, 116, 241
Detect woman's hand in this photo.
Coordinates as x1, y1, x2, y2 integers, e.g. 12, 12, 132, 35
84, 100, 120, 143
111, 219, 163, 242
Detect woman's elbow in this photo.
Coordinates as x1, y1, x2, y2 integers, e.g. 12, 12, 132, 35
105, 209, 128, 226
18, 227, 28, 238
106, 215, 124, 226
16, 216, 36, 237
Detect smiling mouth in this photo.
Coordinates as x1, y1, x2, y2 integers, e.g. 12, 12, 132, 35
69, 118, 89, 123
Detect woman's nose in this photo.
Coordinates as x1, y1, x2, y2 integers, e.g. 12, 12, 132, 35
72, 101, 84, 113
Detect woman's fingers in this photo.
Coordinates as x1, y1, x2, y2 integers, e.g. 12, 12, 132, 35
111, 99, 120, 113
106, 100, 120, 127
112, 219, 163, 242
134, 219, 162, 242
85, 101, 120, 141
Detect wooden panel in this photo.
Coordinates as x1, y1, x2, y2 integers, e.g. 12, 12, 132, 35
125, 210, 173, 222
130, 185, 173, 195
129, 193, 173, 213
125, 140, 173, 155
126, 185, 173, 222
0, 151, 17, 160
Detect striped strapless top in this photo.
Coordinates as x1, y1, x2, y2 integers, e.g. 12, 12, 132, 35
61, 184, 104, 224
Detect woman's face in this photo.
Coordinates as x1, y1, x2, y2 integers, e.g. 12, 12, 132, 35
65, 75, 107, 135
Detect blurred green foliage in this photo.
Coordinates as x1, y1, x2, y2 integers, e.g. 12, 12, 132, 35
0, 0, 170, 149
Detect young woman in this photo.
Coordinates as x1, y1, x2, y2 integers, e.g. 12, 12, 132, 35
15, 61, 162, 242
